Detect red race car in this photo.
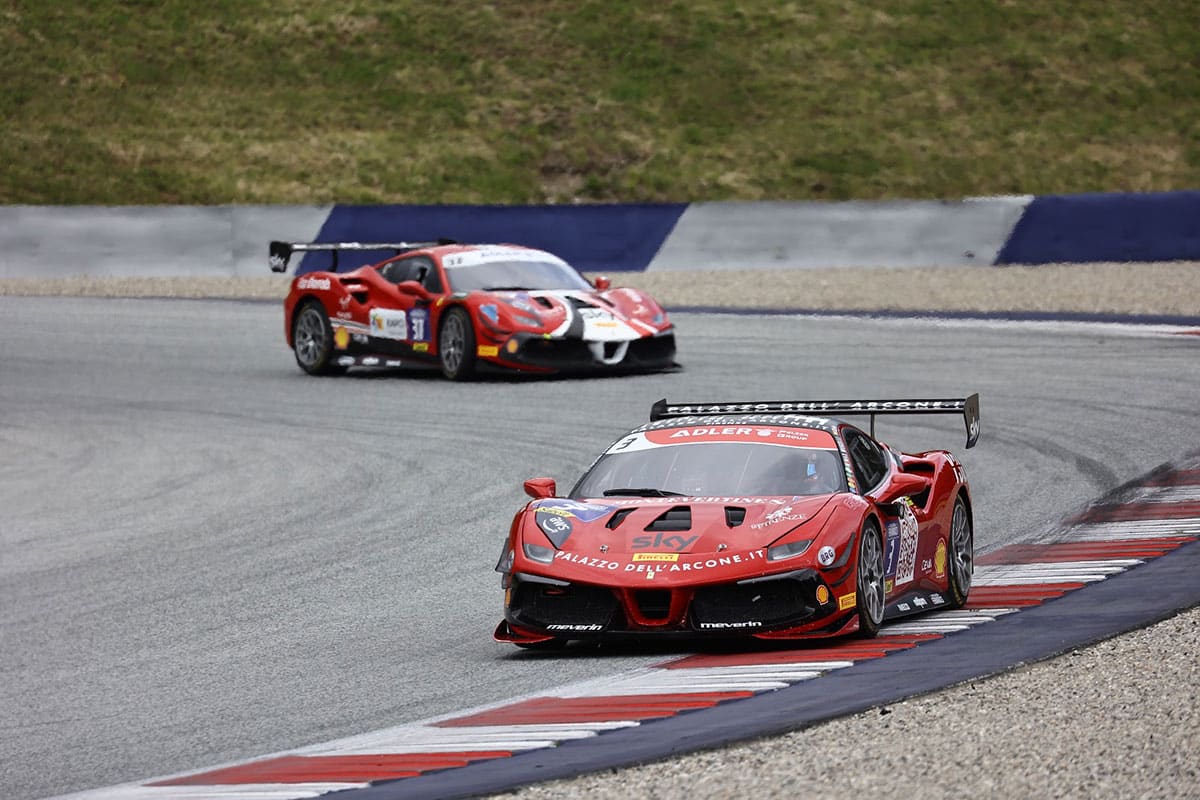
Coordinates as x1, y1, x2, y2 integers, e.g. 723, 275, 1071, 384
269, 240, 676, 379
495, 395, 980, 647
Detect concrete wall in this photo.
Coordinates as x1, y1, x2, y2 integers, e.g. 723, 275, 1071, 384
0, 191, 1196, 278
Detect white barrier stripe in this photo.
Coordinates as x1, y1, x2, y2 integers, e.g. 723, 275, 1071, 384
975, 574, 1113, 586
560, 679, 794, 694
315, 728, 592, 745
1067, 519, 1200, 539
662, 660, 856, 674
882, 622, 975, 634
628, 666, 833, 680
1126, 486, 1200, 502
977, 559, 1139, 577
54, 784, 367, 800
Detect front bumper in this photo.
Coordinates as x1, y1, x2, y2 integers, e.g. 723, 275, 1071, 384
485, 330, 677, 373
500, 567, 848, 641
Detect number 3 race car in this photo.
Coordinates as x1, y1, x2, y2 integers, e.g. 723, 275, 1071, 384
495, 395, 980, 648
269, 240, 676, 379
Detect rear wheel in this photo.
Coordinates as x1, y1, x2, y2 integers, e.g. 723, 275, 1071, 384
855, 519, 886, 638
438, 306, 477, 380
292, 301, 345, 376
946, 495, 974, 608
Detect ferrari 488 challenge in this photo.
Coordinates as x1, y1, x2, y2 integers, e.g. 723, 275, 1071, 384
495, 395, 980, 647
269, 240, 676, 379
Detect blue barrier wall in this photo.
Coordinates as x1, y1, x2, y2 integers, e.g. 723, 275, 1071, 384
299, 203, 688, 274
997, 191, 1200, 265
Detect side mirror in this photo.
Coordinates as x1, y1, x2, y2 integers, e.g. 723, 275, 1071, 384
524, 477, 557, 499
395, 280, 433, 300
592, 275, 611, 291
877, 472, 930, 505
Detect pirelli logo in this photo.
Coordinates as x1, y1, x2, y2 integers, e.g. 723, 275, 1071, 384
632, 552, 680, 562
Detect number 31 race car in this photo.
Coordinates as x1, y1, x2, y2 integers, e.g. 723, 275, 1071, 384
495, 395, 980, 648
269, 240, 676, 379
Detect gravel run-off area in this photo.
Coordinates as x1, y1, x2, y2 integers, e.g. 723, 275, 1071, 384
2, 261, 1199, 318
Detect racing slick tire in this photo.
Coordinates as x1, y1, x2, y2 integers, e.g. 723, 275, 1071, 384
945, 494, 974, 608
439, 306, 477, 381
855, 519, 886, 638
292, 301, 346, 376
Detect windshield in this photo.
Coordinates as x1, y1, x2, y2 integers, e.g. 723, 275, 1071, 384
571, 441, 846, 499
442, 249, 593, 292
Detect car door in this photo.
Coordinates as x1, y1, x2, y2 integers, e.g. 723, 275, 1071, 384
371, 255, 438, 355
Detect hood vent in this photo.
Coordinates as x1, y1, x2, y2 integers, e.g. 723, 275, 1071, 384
645, 506, 691, 532
533, 295, 555, 310
724, 506, 746, 527
606, 508, 634, 529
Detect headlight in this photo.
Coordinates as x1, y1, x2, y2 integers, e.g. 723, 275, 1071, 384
523, 542, 556, 564
512, 313, 541, 327
766, 539, 812, 562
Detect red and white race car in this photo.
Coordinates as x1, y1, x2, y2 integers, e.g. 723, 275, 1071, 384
270, 240, 676, 379
495, 395, 980, 647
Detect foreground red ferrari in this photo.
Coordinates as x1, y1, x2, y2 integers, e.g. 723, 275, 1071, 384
269, 240, 676, 378
495, 395, 980, 647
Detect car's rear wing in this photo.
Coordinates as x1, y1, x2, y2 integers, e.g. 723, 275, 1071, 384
650, 394, 980, 449
269, 239, 455, 273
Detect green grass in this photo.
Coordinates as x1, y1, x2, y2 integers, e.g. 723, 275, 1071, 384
3, 0, 1198, 204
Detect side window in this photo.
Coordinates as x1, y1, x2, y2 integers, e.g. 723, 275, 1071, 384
382, 256, 440, 291
418, 257, 443, 293
844, 428, 888, 491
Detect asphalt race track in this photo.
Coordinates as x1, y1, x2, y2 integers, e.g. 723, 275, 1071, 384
2, 296, 1198, 800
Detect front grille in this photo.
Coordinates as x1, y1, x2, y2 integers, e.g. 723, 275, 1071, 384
509, 578, 617, 629
690, 570, 824, 629
509, 332, 675, 370
633, 589, 672, 620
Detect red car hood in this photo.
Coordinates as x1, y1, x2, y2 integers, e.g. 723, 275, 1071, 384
477, 287, 668, 338
529, 495, 836, 555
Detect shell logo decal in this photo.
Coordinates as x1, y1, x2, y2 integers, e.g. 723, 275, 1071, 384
333, 326, 350, 350
934, 538, 947, 579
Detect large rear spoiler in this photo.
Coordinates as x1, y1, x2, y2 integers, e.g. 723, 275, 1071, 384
650, 394, 980, 449
269, 239, 455, 273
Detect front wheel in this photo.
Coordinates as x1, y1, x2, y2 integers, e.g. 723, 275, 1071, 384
945, 495, 974, 608
855, 519, 886, 638
438, 306, 477, 380
292, 301, 345, 376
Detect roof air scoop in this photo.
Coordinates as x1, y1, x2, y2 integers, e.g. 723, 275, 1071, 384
724, 506, 746, 527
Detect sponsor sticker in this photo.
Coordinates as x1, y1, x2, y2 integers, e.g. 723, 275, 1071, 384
631, 533, 698, 552
893, 498, 919, 585
408, 307, 430, 341
645, 426, 838, 449
369, 308, 409, 340
333, 326, 350, 350
838, 592, 857, 611
297, 276, 331, 291
413, 342, 429, 352
632, 553, 680, 563
934, 538, 948, 579
815, 585, 831, 604
478, 345, 499, 357
535, 511, 573, 546
534, 499, 615, 522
